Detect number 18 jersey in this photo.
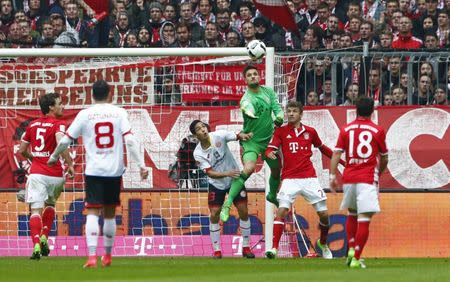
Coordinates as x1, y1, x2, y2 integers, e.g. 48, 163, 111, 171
335, 117, 388, 184
66, 103, 132, 177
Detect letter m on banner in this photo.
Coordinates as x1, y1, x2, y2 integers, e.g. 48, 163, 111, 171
253, 0, 300, 36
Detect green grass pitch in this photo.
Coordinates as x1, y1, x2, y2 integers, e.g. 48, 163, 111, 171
0, 257, 448, 282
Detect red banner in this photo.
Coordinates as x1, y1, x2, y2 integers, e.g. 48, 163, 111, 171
0, 106, 449, 190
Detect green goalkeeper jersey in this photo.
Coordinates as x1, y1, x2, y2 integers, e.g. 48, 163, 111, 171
240, 85, 284, 145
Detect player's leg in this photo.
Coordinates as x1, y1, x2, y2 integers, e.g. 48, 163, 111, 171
208, 184, 225, 258
220, 149, 257, 222
264, 156, 281, 206
100, 176, 122, 267
350, 183, 380, 269
340, 184, 358, 265
234, 189, 254, 258
40, 178, 64, 256
25, 175, 46, 260
265, 179, 297, 258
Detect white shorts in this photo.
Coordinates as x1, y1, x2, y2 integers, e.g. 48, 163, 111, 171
26, 174, 65, 209
277, 178, 327, 211
340, 183, 380, 214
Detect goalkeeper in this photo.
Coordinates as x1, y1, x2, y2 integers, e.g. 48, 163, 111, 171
220, 65, 284, 222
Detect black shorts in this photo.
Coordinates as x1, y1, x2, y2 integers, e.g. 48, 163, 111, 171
208, 183, 248, 208
85, 175, 122, 208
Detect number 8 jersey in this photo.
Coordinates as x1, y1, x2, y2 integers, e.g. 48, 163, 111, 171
66, 103, 132, 177
335, 117, 388, 184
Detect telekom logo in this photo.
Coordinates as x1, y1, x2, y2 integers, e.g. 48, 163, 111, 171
289, 142, 298, 153
134, 237, 153, 256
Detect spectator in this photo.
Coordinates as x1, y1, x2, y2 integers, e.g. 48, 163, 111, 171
392, 16, 422, 49
320, 77, 336, 105
416, 0, 428, 15
348, 16, 363, 41
383, 93, 394, 105
272, 24, 301, 50
383, 56, 403, 90
51, 14, 65, 38
390, 10, 404, 37
111, 11, 131, 47
328, 29, 344, 49
48, 0, 66, 17
195, 0, 215, 28
327, 0, 346, 23
341, 83, 360, 106
379, 29, 393, 48
254, 17, 274, 47
13, 9, 27, 23
127, 0, 148, 29
155, 21, 177, 47
137, 26, 151, 47
344, 1, 362, 29
412, 74, 433, 105
432, 84, 448, 105
422, 16, 436, 33
64, 1, 90, 46
0, 0, 14, 35
436, 10, 449, 47
423, 0, 439, 19
339, 32, 353, 48
143, 1, 165, 44
423, 30, 439, 48
299, 0, 320, 32
233, 2, 254, 32
196, 22, 223, 47
164, 3, 178, 23
37, 20, 55, 47
155, 76, 182, 105
216, 9, 238, 41
384, 0, 399, 23
303, 25, 324, 49
225, 29, 241, 47
26, 0, 43, 32
241, 21, 256, 45
172, 22, 198, 47
366, 67, 384, 106
391, 86, 407, 105
6, 21, 21, 47
354, 20, 380, 48
18, 19, 35, 47
179, 2, 203, 42
419, 62, 437, 86
110, 1, 126, 24
305, 89, 320, 106
316, 2, 331, 31
400, 71, 415, 93
124, 31, 138, 47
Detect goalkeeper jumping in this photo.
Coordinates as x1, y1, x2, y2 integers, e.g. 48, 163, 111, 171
220, 65, 284, 222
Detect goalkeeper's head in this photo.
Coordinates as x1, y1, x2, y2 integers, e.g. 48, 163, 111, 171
93, 80, 110, 102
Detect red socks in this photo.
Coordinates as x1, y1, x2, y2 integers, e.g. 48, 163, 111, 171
41, 206, 55, 239
29, 214, 42, 245
354, 220, 370, 260
346, 215, 358, 249
272, 217, 285, 249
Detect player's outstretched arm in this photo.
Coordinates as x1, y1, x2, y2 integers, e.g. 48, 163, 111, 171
268, 88, 284, 126
237, 132, 253, 141
48, 135, 72, 166
206, 168, 241, 179
124, 133, 148, 180
319, 144, 346, 166
55, 133, 74, 178
329, 151, 342, 193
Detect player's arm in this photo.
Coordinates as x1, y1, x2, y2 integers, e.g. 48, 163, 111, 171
318, 144, 346, 166
268, 88, 284, 126
329, 150, 343, 193
124, 133, 148, 180
264, 127, 282, 159
18, 141, 32, 161
378, 128, 389, 175
240, 96, 257, 119
205, 167, 240, 179
223, 130, 253, 143
48, 135, 72, 166
55, 132, 74, 178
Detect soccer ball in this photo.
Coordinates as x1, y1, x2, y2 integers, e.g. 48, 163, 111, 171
246, 40, 266, 60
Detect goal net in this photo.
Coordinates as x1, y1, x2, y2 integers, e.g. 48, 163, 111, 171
0, 48, 305, 257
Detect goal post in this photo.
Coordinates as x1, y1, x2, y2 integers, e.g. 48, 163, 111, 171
0, 47, 295, 257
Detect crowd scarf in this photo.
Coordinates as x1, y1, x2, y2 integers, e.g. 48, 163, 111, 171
362, 0, 379, 20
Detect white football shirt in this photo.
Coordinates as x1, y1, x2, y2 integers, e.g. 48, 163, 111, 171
193, 130, 239, 190
66, 103, 132, 177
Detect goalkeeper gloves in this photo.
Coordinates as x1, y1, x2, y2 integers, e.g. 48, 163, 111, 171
274, 117, 284, 127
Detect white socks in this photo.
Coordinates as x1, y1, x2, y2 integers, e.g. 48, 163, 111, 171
209, 223, 221, 251
240, 219, 251, 247
85, 214, 99, 256
103, 218, 116, 255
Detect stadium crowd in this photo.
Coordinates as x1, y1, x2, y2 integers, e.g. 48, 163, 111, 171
0, 0, 448, 105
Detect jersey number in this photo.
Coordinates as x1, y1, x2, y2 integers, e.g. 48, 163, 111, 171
95, 122, 114, 149
34, 128, 46, 151
348, 130, 373, 158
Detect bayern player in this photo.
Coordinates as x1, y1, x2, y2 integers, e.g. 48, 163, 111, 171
18, 93, 74, 260
330, 96, 388, 269
190, 120, 255, 258
48, 80, 148, 268
220, 65, 284, 222
264, 101, 345, 259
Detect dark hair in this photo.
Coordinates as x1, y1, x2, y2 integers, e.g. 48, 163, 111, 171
189, 119, 203, 135
243, 65, 258, 76
356, 96, 374, 117
39, 93, 60, 115
286, 100, 303, 112
176, 21, 191, 32
93, 80, 110, 101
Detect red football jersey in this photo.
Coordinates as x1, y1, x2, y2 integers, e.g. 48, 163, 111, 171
22, 116, 66, 177
335, 117, 388, 184
266, 124, 323, 179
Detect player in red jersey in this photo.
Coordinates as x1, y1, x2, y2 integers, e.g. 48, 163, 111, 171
18, 93, 74, 260
330, 96, 388, 269
264, 100, 345, 259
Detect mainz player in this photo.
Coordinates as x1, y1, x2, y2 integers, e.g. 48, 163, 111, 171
330, 96, 389, 269
264, 100, 345, 259
48, 80, 148, 268
18, 93, 74, 260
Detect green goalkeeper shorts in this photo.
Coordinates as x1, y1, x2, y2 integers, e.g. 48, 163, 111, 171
241, 141, 280, 170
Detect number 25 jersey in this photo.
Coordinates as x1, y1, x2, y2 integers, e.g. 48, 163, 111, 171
335, 117, 388, 184
66, 103, 132, 177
